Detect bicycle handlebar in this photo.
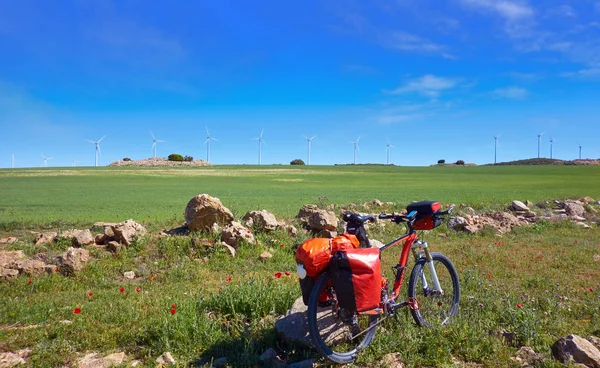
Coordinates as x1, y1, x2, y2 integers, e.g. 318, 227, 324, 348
342, 213, 376, 224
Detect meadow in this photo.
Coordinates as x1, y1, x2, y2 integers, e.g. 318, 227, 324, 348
0, 165, 599, 367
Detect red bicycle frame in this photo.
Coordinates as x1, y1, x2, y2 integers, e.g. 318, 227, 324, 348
378, 231, 418, 299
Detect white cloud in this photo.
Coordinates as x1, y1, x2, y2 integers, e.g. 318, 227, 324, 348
384, 31, 446, 54
387, 75, 460, 97
460, 0, 534, 20
562, 67, 600, 78
492, 86, 528, 99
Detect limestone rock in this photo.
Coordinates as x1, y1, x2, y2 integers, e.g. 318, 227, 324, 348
156, 352, 175, 366
106, 241, 122, 253
382, 353, 405, 368
78, 352, 126, 368
59, 247, 90, 274
0, 349, 30, 367
1, 267, 19, 281
565, 201, 586, 217
14, 260, 47, 276
220, 242, 236, 257
316, 229, 337, 238
511, 200, 530, 212
35, 232, 58, 246
551, 334, 600, 367
242, 210, 279, 232
112, 219, 147, 246
512, 346, 543, 366
0, 250, 26, 268
123, 271, 135, 280
296, 204, 338, 232
286, 225, 298, 236
61, 229, 94, 247
448, 216, 468, 231
0, 237, 17, 245
185, 194, 234, 231
259, 251, 273, 261
576, 222, 591, 229
94, 233, 108, 245
220, 221, 254, 248
275, 297, 311, 347
370, 239, 385, 249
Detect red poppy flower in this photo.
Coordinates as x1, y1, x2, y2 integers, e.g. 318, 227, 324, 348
73, 307, 82, 314
280, 243, 284, 248
7, 237, 12, 241
225, 277, 232, 282
170, 309, 176, 315
274, 272, 282, 279
88, 292, 93, 297
171, 303, 177, 309
487, 274, 491, 279
285, 271, 291, 276
120, 287, 125, 293
590, 288, 594, 292
28, 279, 32, 284
82, 277, 86, 282
55, 268, 59, 273
136, 287, 141, 293
516, 303, 523, 309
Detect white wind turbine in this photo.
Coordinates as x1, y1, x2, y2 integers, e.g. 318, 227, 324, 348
303, 135, 316, 165
351, 136, 360, 165
87, 136, 106, 167
537, 132, 544, 158
151, 131, 165, 158
493, 134, 501, 164
11, 154, 14, 169
577, 141, 582, 159
72, 160, 79, 167
386, 138, 395, 165
204, 127, 218, 163
253, 129, 266, 165
549, 136, 555, 159
41, 154, 52, 167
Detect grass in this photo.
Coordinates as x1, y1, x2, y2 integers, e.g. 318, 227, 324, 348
1, 165, 599, 367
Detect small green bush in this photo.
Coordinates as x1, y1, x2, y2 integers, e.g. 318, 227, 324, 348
183, 155, 194, 162
123, 158, 132, 162
290, 159, 305, 165
438, 159, 445, 164
168, 154, 184, 162
456, 160, 465, 165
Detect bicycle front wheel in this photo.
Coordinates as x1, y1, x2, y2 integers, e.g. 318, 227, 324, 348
407, 252, 460, 327
307, 272, 380, 364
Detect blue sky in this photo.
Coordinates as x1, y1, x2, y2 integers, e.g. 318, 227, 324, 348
1, 0, 599, 167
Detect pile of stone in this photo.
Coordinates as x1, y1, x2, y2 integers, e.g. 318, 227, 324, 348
108, 157, 210, 167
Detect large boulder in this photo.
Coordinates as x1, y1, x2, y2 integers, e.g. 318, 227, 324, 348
112, 219, 147, 246
0, 267, 19, 281
296, 205, 338, 232
185, 194, 234, 231
0, 250, 26, 269
35, 232, 58, 246
242, 210, 279, 232
59, 247, 90, 274
275, 297, 311, 347
14, 260, 47, 276
551, 334, 600, 367
220, 221, 255, 248
511, 200, 530, 212
564, 200, 586, 217
60, 229, 94, 247
448, 216, 468, 231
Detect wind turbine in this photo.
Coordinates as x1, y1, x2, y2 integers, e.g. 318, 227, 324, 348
41, 154, 52, 167
87, 136, 106, 167
11, 154, 14, 169
303, 135, 316, 165
493, 134, 501, 164
577, 141, 582, 159
253, 129, 266, 165
351, 136, 360, 165
204, 127, 218, 163
72, 160, 79, 167
150, 131, 165, 158
386, 138, 395, 165
537, 132, 544, 158
549, 137, 555, 159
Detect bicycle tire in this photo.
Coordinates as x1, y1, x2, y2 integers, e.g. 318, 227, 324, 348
407, 252, 460, 327
307, 272, 380, 364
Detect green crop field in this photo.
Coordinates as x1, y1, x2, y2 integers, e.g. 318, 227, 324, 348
1, 165, 599, 227
1, 165, 599, 367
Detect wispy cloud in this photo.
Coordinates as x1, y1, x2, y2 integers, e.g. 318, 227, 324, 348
492, 86, 528, 99
460, 0, 534, 20
387, 75, 460, 97
382, 30, 447, 54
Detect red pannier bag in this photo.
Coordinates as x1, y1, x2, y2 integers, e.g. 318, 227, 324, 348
329, 247, 382, 313
406, 200, 442, 230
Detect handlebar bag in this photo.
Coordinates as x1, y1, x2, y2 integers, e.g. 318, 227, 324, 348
406, 200, 443, 230
329, 248, 382, 313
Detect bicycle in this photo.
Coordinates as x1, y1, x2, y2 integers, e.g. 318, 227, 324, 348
306, 204, 460, 364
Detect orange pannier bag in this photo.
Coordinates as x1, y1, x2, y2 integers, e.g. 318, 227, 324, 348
331, 233, 360, 253
296, 238, 332, 278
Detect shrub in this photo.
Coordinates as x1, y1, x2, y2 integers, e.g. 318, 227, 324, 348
168, 154, 184, 162
183, 155, 194, 162
123, 157, 132, 162
455, 160, 465, 165
290, 159, 305, 165
438, 159, 445, 164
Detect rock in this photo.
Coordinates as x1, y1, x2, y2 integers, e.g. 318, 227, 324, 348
61, 229, 94, 247
78, 352, 126, 368
212, 357, 227, 368
94, 233, 108, 245
296, 204, 338, 232
370, 239, 385, 249
0, 250, 26, 268
59, 247, 90, 274
565, 201, 586, 217
123, 271, 135, 280
316, 229, 337, 238
464, 225, 479, 234
511, 200, 530, 212
156, 352, 175, 366
462, 207, 476, 215
513, 346, 543, 366
581, 196, 595, 203
575, 222, 591, 229
106, 241, 122, 253
275, 297, 311, 347
525, 200, 534, 208
0, 349, 30, 367
287, 225, 298, 236
370, 199, 383, 207
220, 221, 255, 248
0, 237, 18, 245
0, 267, 19, 281
35, 232, 58, 246
259, 348, 278, 362
589, 336, 600, 351
448, 216, 468, 231
44, 265, 56, 274
259, 251, 273, 261
288, 359, 316, 368
14, 260, 47, 276
382, 353, 405, 368
242, 210, 279, 232
551, 334, 600, 367
112, 219, 147, 246
185, 194, 234, 232
593, 254, 600, 262
104, 226, 115, 239
571, 215, 587, 222
220, 242, 236, 257
162, 226, 190, 236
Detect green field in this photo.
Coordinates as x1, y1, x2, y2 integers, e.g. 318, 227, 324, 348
1, 165, 599, 367
1, 165, 599, 227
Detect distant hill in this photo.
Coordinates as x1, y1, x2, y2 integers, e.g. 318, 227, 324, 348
488, 158, 600, 166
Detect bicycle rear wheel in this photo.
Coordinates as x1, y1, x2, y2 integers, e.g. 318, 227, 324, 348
407, 252, 460, 327
307, 272, 380, 364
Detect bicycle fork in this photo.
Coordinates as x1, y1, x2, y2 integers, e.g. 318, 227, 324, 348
412, 240, 444, 295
